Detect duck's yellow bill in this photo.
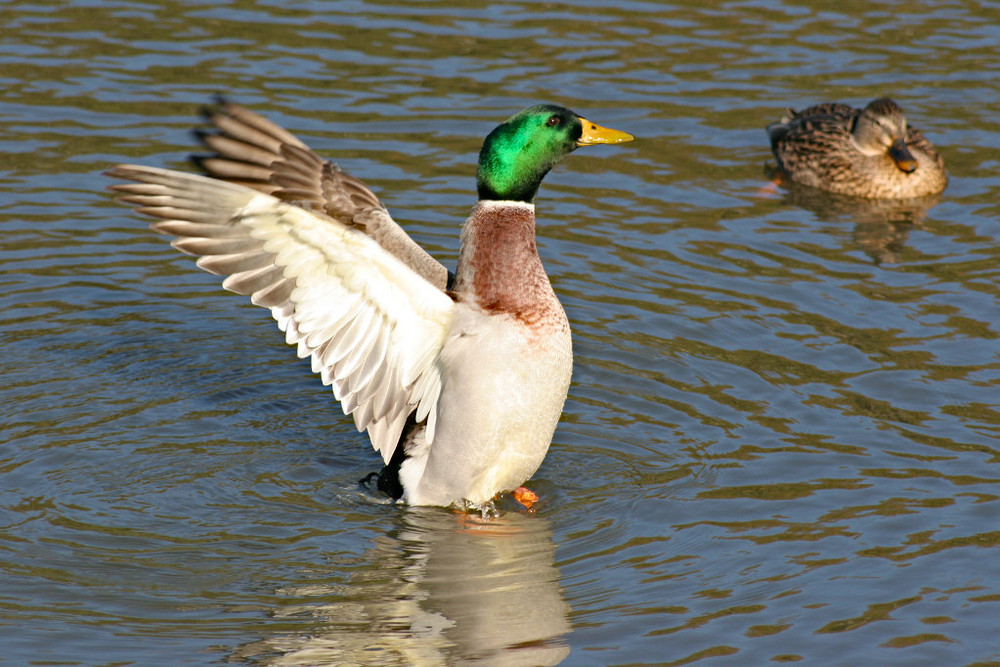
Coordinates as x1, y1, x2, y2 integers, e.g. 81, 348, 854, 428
577, 117, 634, 146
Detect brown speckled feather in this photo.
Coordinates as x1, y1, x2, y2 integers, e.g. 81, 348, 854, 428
766, 98, 947, 199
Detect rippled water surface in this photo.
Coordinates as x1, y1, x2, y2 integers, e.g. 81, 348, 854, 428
3, 1, 1000, 664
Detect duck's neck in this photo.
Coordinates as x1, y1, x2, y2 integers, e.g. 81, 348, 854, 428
453, 200, 559, 325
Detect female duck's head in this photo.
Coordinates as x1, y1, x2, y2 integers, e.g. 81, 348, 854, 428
476, 104, 633, 203
852, 98, 918, 174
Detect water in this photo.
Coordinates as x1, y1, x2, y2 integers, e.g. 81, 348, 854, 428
3, 1, 1000, 664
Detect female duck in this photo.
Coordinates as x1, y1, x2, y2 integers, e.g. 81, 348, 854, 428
109, 102, 632, 510
766, 97, 947, 199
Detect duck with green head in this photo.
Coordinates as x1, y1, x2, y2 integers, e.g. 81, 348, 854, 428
108, 101, 633, 510
766, 97, 947, 199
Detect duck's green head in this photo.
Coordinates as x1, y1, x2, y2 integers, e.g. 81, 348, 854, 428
476, 104, 633, 203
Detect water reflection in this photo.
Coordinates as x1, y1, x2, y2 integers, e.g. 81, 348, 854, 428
235, 509, 570, 666
770, 171, 943, 264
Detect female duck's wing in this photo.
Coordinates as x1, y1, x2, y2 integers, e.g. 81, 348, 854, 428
108, 164, 454, 464
786, 102, 855, 123
193, 100, 451, 290
767, 102, 856, 148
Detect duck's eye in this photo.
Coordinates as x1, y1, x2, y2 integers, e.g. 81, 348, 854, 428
546, 115, 561, 127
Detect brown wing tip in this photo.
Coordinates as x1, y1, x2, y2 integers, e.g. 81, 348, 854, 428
104, 164, 155, 187
189, 152, 212, 174
201, 93, 232, 118
104, 165, 133, 180
193, 95, 241, 158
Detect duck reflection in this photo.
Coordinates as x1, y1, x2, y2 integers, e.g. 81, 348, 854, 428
235, 508, 571, 666
769, 171, 943, 265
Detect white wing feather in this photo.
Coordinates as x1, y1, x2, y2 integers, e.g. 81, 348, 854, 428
110, 165, 454, 463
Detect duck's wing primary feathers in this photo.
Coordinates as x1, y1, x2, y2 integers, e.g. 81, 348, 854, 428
193, 100, 451, 290
108, 164, 455, 464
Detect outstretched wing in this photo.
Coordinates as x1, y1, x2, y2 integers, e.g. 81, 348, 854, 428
108, 164, 455, 463
193, 99, 451, 290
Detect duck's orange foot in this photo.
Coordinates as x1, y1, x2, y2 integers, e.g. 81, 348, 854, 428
755, 176, 782, 198
512, 486, 539, 513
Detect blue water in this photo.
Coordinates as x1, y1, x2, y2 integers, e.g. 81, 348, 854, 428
2, 1, 1000, 664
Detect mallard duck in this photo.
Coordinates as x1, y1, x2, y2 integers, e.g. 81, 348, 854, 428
108, 101, 633, 509
766, 97, 947, 199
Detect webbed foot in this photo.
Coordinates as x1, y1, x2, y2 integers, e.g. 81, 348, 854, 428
512, 486, 539, 513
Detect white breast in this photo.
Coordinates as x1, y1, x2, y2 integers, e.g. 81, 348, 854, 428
399, 304, 573, 507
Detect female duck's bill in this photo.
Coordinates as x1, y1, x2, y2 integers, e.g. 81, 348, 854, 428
888, 138, 918, 174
